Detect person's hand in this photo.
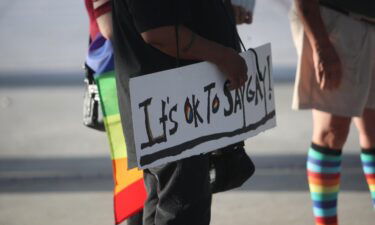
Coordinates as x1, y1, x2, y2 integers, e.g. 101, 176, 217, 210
215, 48, 248, 90
312, 43, 342, 90
232, 5, 253, 24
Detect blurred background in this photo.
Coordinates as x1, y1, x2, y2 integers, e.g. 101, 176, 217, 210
0, 0, 373, 225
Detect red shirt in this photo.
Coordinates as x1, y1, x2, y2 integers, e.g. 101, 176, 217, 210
84, 0, 111, 40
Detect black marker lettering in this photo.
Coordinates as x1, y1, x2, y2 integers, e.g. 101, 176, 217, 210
255, 75, 264, 105
234, 88, 242, 114
204, 82, 216, 124
239, 85, 246, 127
159, 100, 168, 141
139, 98, 166, 149
169, 104, 178, 135
223, 80, 233, 117
246, 76, 255, 103
267, 55, 272, 100
192, 95, 204, 127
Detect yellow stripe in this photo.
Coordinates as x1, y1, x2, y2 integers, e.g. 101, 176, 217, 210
370, 185, 375, 191
113, 158, 144, 194
309, 184, 340, 193
104, 114, 127, 160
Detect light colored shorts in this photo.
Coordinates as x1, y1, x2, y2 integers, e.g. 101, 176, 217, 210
289, 4, 375, 117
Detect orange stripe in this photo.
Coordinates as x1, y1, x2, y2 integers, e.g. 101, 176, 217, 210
308, 177, 340, 186
114, 179, 147, 224
112, 158, 144, 194
364, 177, 375, 185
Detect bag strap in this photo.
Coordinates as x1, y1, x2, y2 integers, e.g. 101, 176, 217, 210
174, 0, 263, 83
221, 0, 264, 82
174, 0, 180, 68
175, 24, 180, 68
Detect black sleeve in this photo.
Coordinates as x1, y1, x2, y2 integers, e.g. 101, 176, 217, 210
127, 0, 192, 33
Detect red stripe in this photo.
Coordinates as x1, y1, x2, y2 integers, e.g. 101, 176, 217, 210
94, 1, 112, 18
315, 216, 337, 224
307, 170, 340, 179
365, 174, 375, 179
114, 179, 147, 224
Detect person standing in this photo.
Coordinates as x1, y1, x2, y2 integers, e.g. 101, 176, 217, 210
290, 0, 375, 224
84, 0, 144, 224
111, 0, 250, 224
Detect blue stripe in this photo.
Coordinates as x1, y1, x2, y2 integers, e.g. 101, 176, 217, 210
308, 156, 341, 167
86, 34, 114, 77
363, 167, 375, 174
313, 207, 337, 217
307, 162, 341, 173
313, 200, 337, 209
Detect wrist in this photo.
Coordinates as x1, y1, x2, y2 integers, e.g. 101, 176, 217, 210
210, 47, 236, 65
311, 37, 334, 54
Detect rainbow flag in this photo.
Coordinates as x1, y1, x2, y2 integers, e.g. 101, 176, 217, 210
87, 35, 146, 224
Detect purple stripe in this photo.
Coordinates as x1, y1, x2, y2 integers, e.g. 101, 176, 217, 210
313, 200, 337, 209
86, 34, 114, 76
90, 34, 106, 51
363, 161, 375, 167
308, 156, 341, 167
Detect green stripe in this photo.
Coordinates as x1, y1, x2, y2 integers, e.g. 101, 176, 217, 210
104, 115, 127, 160
95, 71, 127, 159
361, 153, 375, 163
310, 192, 338, 201
96, 71, 119, 117
309, 148, 341, 162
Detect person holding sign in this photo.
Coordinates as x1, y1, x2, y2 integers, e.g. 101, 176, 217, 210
290, 0, 375, 224
111, 0, 253, 224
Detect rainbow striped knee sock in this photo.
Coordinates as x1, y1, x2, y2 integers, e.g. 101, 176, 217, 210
307, 143, 342, 225
360, 148, 375, 209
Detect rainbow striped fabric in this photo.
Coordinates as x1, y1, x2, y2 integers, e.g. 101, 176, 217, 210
307, 144, 342, 225
87, 35, 146, 224
361, 150, 375, 208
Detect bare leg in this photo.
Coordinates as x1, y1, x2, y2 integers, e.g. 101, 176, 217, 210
355, 108, 375, 208
308, 110, 351, 225
312, 109, 352, 149
354, 108, 375, 149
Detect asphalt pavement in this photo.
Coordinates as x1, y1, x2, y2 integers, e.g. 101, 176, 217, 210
0, 0, 374, 224
1, 84, 374, 225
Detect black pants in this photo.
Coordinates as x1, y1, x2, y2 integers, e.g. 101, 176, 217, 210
143, 155, 212, 225
126, 211, 143, 225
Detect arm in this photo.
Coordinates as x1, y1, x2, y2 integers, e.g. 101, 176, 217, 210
232, 5, 252, 24
93, 0, 112, 40
141, 26, 247, 90
294, 0, 342, 90
230, 0, 254, 24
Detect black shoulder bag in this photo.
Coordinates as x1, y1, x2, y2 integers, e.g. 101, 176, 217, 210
82, 63, 105, 131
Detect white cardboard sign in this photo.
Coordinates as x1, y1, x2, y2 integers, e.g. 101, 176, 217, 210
130, 44, 276, 169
